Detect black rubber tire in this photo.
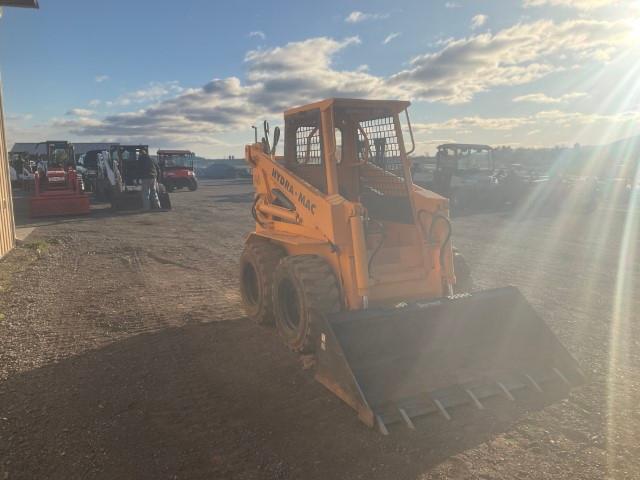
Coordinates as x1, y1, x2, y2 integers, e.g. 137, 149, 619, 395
453, 248, 473, 294
239, 239, 285, 325
272, 255, 341, 353
159, 192, 172, 210
188, 179, 198, 191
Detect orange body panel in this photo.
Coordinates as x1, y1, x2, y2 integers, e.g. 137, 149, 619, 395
246, 98, 454, 310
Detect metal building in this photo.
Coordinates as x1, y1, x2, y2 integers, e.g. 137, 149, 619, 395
9, 142, 45, 156
10, 143, 120, 160
72, 143, 120, 156
0, 0, 39, 259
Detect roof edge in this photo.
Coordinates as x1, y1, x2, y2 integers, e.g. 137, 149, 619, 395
0, 0, 40, 8
285, 98, 411, 116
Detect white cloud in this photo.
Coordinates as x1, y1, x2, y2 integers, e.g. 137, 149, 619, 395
345, 11, 389, 23
108, 81, 184, 107
52, 116, 103, 128
95, 75, 109, 83
471, 14, 488, 30
66, 108, 95, 117
533, 109, 640, 126
523, 0, 617, 9
126, 82, 183, 102
414, 116, 534, 133
249, 31, 266, 40
445, 2, 461, 8
411, 108, 640, 152
414, 109, 640, 134
513, 92, 588, 103
383, 32, 401, 45
88, 99, 101, 107
51, 18, 635, 151
60, 37, 391, 144
389, 18, 634, 104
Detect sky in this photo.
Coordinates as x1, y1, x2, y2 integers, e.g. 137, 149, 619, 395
1, 0, 640, 157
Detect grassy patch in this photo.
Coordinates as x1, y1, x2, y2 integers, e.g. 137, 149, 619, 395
20, 237, 61, 257
22, 239, 50, 253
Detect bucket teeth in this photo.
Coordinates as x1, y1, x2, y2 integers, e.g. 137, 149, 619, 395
372, 368, 577, 434
553, 367, 572, 387
432, 398, 452, 420
497, 382, 516, 401
465, 388, 485, 410
376, 415, 389, 436
398, 408, 416, 430
525, 374, 543, 392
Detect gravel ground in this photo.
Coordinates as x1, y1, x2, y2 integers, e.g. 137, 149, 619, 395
0, 180, 639, 479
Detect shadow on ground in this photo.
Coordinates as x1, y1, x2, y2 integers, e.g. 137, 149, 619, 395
0, 318, 563, 480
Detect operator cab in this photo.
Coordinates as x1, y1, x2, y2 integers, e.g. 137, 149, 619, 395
157, 150, 198, 191
432, 143, 494, 197
34, 141, 76, 189
281, 98, 416, 223
157, 150, 195, 170
39, 141, 75, 172
110, 145, 149, 186
79, 150, 102, 174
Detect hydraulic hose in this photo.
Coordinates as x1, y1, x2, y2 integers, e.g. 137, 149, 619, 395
367, 220, 385, 278
428, 213, 452, 273
251, 195, 267, 228
417, 209, 431, 240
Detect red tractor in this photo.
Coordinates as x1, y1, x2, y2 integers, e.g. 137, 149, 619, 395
30, 141, 90, 217
157, 150, 198, 192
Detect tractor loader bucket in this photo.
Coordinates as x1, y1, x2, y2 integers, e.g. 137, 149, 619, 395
314, 287, 584, 434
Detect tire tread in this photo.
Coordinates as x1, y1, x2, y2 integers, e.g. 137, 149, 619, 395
240, 237, 285, 324
273, 255, 341, 352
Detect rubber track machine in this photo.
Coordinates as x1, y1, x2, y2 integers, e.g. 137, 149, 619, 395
240, 99, 583, 434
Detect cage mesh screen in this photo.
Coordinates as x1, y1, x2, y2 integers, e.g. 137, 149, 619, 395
358, 116, 408, 196
296, 126, 322, 165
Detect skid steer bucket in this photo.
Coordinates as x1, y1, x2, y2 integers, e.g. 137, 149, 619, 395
314, 287, 584, 434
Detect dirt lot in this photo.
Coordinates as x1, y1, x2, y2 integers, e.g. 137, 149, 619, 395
1, 180, 639, 479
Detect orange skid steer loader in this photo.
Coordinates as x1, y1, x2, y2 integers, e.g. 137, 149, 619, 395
240, 99, 583, 434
